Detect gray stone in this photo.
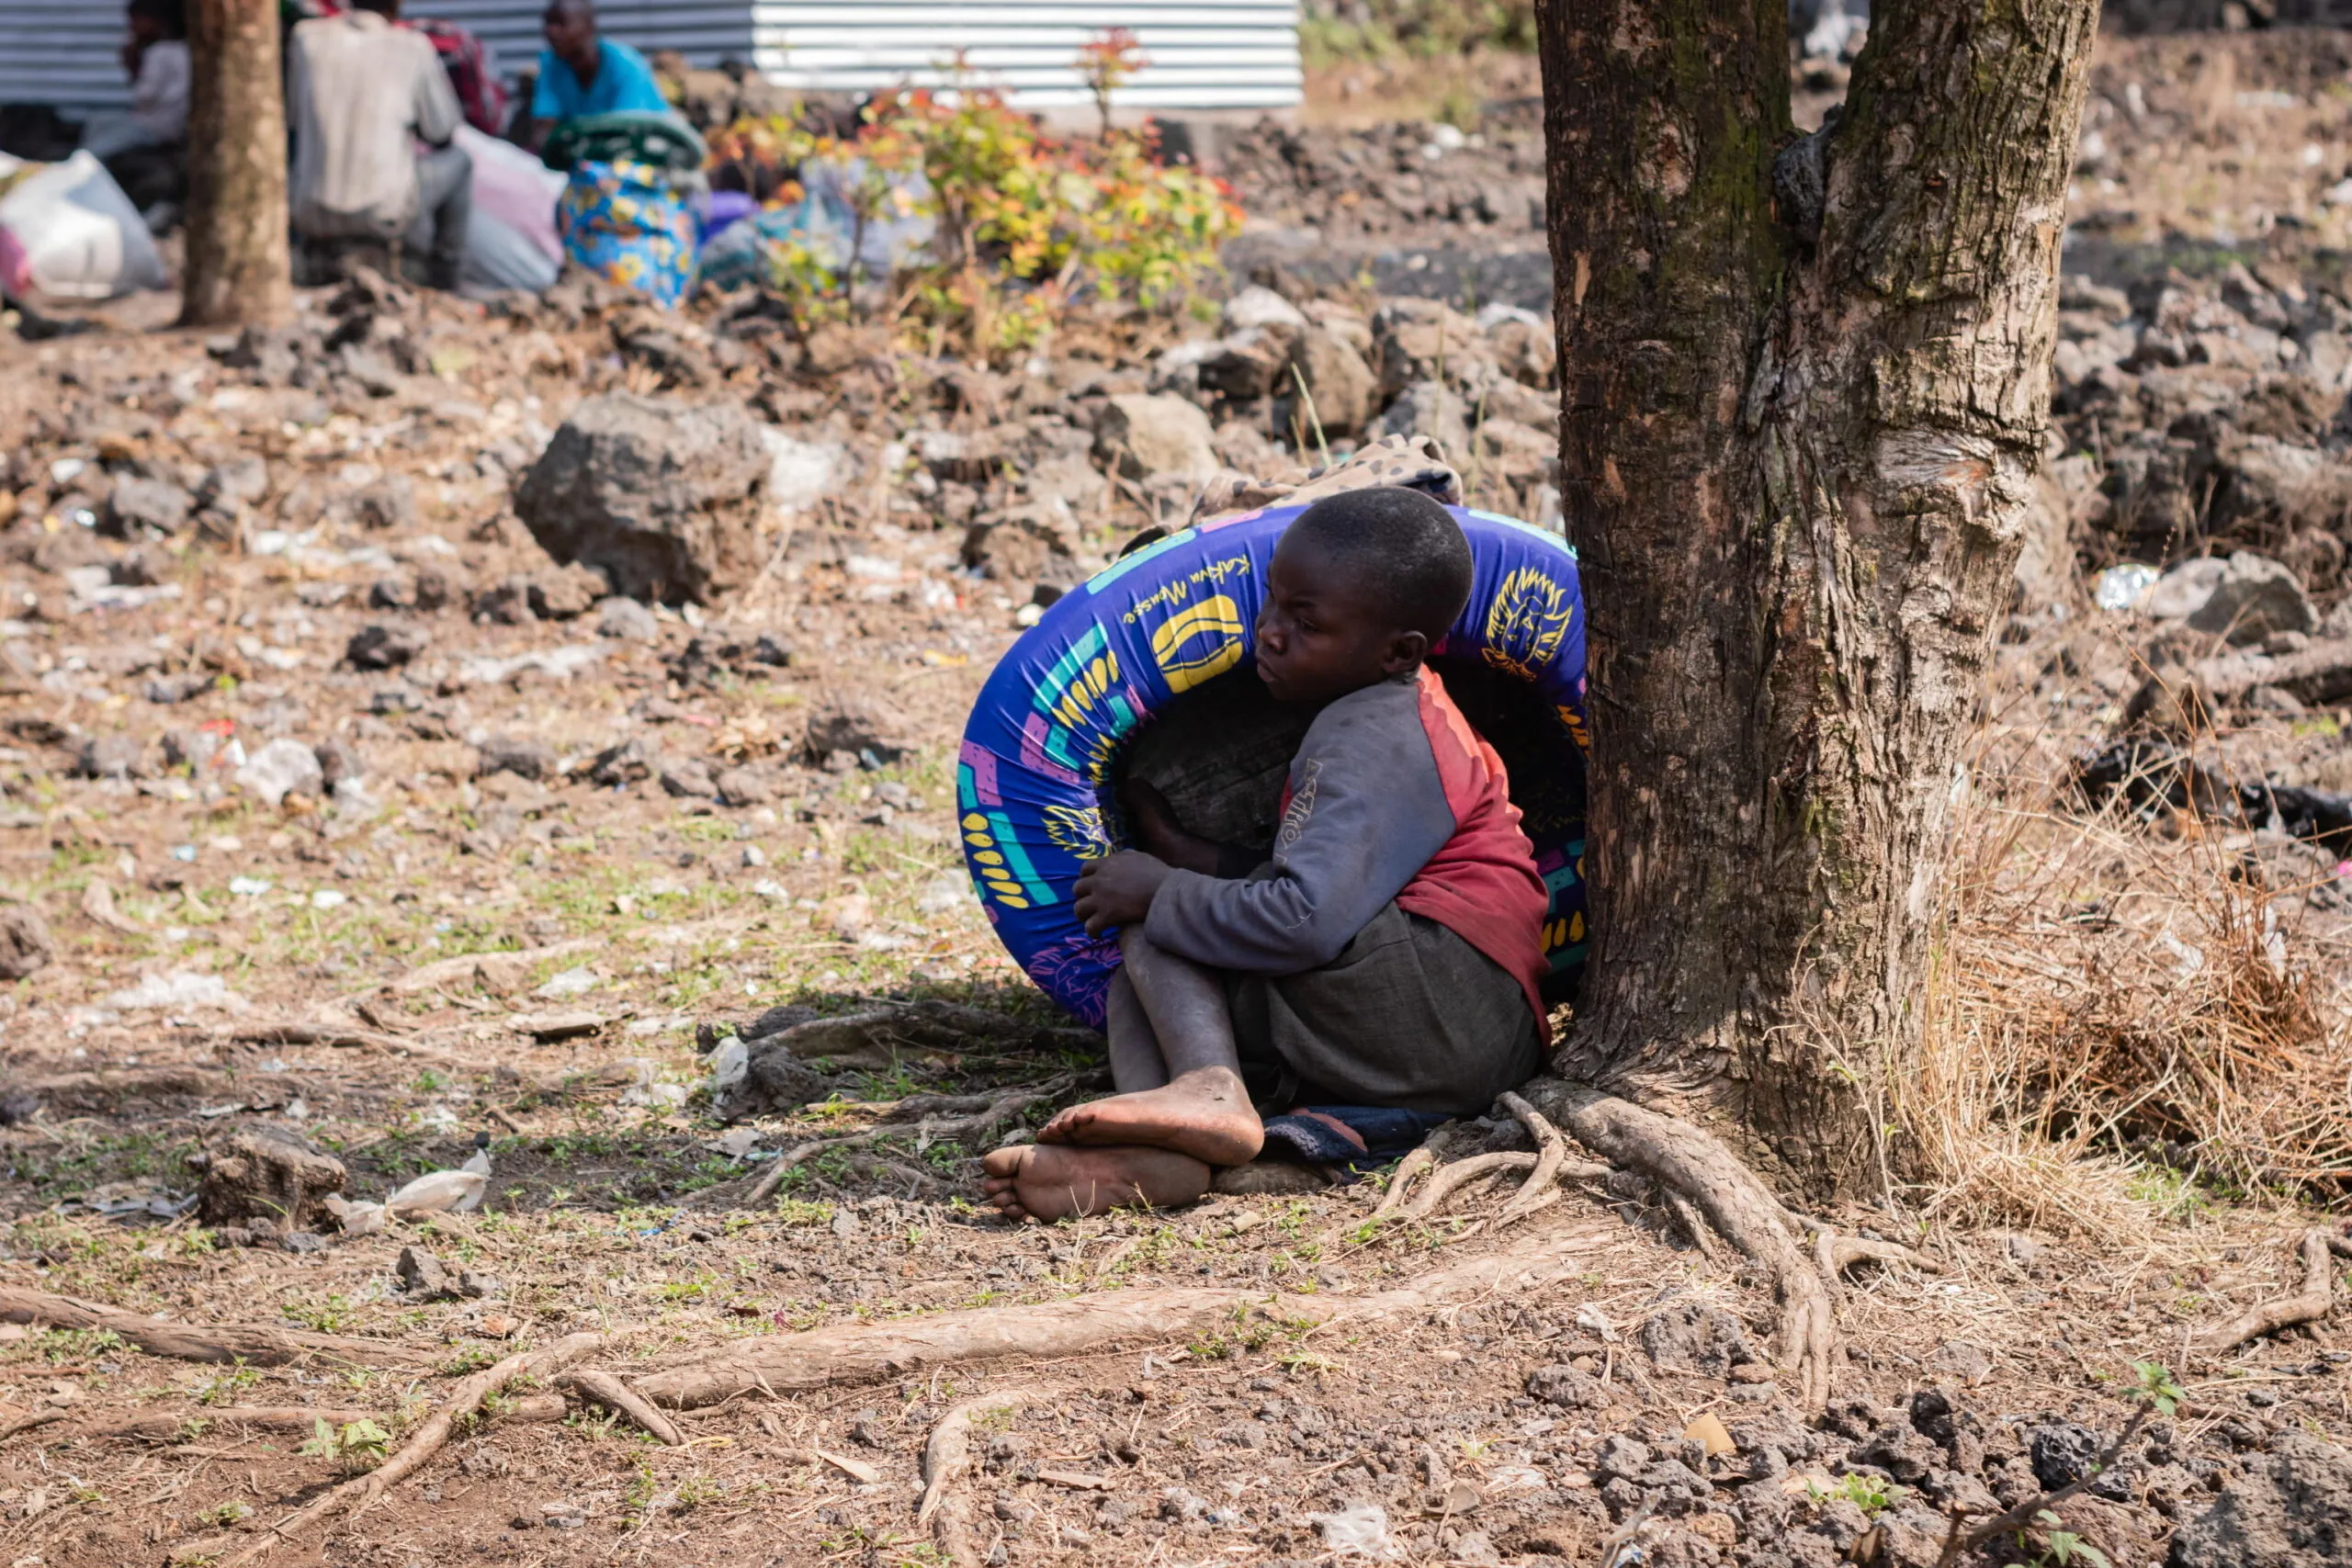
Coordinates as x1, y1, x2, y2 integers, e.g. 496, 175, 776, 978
660, 758, 718, 799
1372, 380, 1472, 458
75, 733, 145, 780
198, 456, 269, 510
0, 905, 54, 979
107, 475, 193, 536
313, 738, 365, 788
2172, 1434, 2352, 1568
1093, 393, 1218, 482
514, 393, 777, 604
597, 596, 661, 640
235, 737, 325, 807
590, 738, 660, 787
346, 473, 416, 531
715, 766, 777, 808
345, 623, 426, 670
2146, 551, 2316, 644
1286, 326, 1378, 439
478, 737, 555, 782
1221, 285, 1307, 334
199, 1122, 346, 1231
396, 1245, 458, 1300
527, 563, 605, 621
801, 694, 910, 766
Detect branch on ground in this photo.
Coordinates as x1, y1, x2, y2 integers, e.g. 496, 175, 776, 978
920, 1388, 1039, 1568
0, 1287, 423, 1369
2193, 1227, 2351, 1356
214, 1330, 607, 1567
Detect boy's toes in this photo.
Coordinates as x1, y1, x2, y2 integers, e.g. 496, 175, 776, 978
981, 1145, 1033, 1180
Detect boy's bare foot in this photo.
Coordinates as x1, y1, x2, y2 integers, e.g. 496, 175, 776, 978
1035, 1067, 1265, 1167
979, 1144, 1213, 1222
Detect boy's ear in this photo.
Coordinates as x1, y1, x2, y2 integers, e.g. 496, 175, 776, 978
1382, 629, 1430, 673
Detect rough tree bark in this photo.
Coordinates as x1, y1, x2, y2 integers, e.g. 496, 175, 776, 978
1537, 0, 2098, 1197
180, 0, 290, 327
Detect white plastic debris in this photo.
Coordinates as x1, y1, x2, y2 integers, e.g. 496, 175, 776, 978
535, 965, 598, 998
384, 1166, 486, 1215
233, 737, 324, 807
310, 889, 347, 910
228, 876, 273, 897
104, 971, 243, 1011
2092, 561, 2160, 613
1575, 1303, 1618, 1341
708, 1035, 750, 1100
1312, 1503, 1404, 1561
322, 1194, 386, 1236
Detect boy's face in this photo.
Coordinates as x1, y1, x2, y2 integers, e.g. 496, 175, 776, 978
1253, 531, 1425, 706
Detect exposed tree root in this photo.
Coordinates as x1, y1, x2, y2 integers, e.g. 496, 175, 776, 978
564, 1370, 683, 1446
1401, 1152, 1535, 1221
0, 1287, 420, 1369
1813, 1231, 1944, 1285
1521, 1082, 1836, 1410
2193, 1227, 2352, 1356
919, 1388, 1039, 1568
216, 1331, 606, 1567
628, 1216, 1615, 1410
220, 1021, 472, 1067
1495, 1091, 1592, 1226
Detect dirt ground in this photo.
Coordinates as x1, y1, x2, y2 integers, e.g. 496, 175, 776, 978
1, 34, 2351, 1568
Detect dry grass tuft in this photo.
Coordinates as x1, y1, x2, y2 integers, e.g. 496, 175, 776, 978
1908, 680, 2352, 1239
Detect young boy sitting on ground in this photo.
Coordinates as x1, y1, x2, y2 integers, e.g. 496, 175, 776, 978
983, 488, 1553, 1222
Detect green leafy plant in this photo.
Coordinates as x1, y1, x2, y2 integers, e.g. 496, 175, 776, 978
299, 1417, 390, 1472
2022, 1511, 2112, 1568
1807, 1472, 1897, 1517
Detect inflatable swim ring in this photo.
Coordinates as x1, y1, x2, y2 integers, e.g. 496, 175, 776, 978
957, 502, 1589, 1029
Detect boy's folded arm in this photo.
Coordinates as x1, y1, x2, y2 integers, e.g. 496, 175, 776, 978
1143, 695, 1454, 973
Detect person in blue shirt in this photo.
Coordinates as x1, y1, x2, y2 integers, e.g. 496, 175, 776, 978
522, 0, 669, 146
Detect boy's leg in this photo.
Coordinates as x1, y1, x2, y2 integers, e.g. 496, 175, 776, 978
979, 930, 1253, 1222
1035, 927, 1264, 1166
1102, 967, 1171, 1092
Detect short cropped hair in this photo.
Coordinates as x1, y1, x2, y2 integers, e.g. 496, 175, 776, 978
1284, 486, 1473, 640
130, 0, 186, 35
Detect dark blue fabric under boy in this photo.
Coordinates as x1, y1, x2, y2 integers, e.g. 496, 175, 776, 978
1259, 1104, 1450, 1178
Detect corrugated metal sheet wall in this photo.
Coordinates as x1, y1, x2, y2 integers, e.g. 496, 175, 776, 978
0, 1, 1300, 118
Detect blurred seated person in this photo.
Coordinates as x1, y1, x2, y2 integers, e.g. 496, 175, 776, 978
83, 0, 187, 161
520, 0, 670, 149
287, 0, 471, 289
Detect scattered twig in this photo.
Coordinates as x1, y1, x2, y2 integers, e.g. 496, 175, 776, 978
2193, 1227, 2343, 1356
1932, 1403, 2156, 1567
218, 1331, 606, 1567
563, 1370, 682, 1446
728, 1082, 1080, 1209
1665, 1189, 1733, 1269
0, 1410, 68, 1443
921, 1388, 1038, 1568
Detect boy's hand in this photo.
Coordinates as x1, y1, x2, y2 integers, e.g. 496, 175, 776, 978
1074, 851, 1172, 936
1118, 778, 1226, 876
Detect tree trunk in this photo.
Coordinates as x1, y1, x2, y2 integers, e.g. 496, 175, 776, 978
180, 0, 289, 327
1537, 0, 2098, 1198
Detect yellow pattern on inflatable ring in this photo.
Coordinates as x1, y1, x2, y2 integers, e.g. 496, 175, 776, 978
1043, 804, 1111, 860
1481, 568, 1573, 682
962, 811, 1031, 908
1149, 594, 1249, 694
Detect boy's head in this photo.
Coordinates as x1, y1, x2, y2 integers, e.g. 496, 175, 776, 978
129, 0, 185, 42
1254, 487, 1473, 706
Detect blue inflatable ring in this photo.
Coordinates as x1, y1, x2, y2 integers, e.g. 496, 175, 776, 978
958, 502, 1590, 1030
